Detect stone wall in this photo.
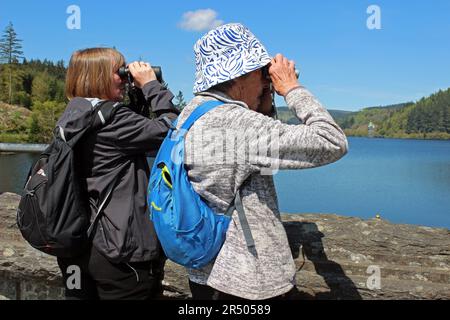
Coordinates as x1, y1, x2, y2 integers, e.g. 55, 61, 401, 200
1, 192, 449, 300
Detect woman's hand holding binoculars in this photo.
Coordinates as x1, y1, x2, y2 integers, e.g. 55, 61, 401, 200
268, 54, 300, 97
127, 61, 157, 89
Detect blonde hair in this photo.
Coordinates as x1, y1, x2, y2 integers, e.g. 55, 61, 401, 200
65, 48, 125, 100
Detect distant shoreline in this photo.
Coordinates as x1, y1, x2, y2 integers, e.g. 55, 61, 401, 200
344, 134, 450, 141
1, 134, 449, 145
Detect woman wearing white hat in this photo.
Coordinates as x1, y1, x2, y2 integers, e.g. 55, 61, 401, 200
177, 23, 348, 300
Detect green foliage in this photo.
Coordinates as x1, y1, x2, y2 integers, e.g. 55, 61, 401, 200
31, 71, 52, 102
28, 100, 66, 143
0, 40, 86, 142
174, 90, 187, 110
0, 132, 29, 143
275, 90, 450, 140
24, 58, 66, 81
0, 22, 23, 64
0, 101, 31, 143
340, 116, 355, 129
406, 89, 450, 134
13, 90, 32, 107
0, 63, 23, 104
330, 90, 450, 140
0, 22, 24, 104
0, 59, 67, 110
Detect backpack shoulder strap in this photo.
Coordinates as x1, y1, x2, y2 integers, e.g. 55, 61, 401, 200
64, 101, 121, 148
224, 177, 258, 258
180, 100, 224, 131
91, 100, 122, 130
83, 101, 121, 237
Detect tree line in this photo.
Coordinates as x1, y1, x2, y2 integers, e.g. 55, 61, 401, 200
259, 91, 450, 140
406, 89, 450, 135
338, 89, 450, 139
0, 22, 66, 143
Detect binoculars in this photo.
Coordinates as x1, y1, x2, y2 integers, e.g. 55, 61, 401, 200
261, 65, 299, 119
262, 65, 299, 80
118, 65, 163, 118
118, 66, 163, 84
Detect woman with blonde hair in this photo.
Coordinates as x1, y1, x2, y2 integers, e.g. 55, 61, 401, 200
56, 47, 179, 299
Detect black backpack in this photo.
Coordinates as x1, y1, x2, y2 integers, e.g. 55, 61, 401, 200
16, 100, 120, 257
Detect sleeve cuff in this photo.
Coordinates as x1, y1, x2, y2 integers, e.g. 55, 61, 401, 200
284, 85, 305, 106
284, 85, 304, 98
141, 81, 179, 114
141, 80, 163, 97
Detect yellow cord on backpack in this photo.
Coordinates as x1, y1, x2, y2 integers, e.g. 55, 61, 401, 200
162, 165, 173, 189
151, 201, 162, 211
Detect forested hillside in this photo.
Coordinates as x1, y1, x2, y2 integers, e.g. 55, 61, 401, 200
276, 89, 450, 140
339, 89, 450, 139
0, 22, 66, 143
0, 59, 67, 143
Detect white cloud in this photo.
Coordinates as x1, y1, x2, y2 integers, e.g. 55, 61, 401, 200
178, 9, 223, 32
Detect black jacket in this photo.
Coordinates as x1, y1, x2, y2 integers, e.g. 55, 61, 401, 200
60, 81, 179, 263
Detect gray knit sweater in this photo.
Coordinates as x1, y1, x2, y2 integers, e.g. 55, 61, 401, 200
176, 86, 348, 300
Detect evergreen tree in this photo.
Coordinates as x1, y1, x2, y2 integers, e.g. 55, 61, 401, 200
0, 22, 24, 104
174, 90, 187, 110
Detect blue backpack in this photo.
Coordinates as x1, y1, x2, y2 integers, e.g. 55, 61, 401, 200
147, 101, 256, 269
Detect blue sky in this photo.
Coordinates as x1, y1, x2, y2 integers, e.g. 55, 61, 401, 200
1, 0, 449, 111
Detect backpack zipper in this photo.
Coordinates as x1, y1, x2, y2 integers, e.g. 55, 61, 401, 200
126, 263, 140, 283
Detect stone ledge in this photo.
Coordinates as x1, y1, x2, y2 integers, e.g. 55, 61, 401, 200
1, 192, 449, 300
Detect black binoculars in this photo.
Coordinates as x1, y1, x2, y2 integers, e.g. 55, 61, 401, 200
118, 65, 163, 118
262, 65, 299, 80
118, 66, 163, 84
261, 65, 300, 119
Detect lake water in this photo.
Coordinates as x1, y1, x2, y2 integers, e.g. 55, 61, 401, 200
1, 137, 449, 229
274, 137, 450, 229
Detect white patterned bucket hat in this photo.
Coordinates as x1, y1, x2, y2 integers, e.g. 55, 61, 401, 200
193, 23, 272, 93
